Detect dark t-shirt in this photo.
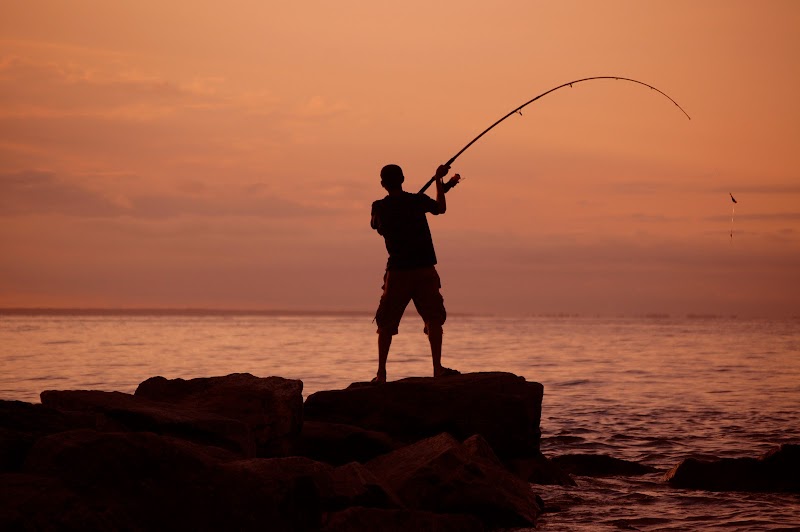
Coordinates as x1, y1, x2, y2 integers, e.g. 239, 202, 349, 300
371, 191, 441, 270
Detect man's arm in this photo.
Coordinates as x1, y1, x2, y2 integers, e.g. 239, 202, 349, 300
433, 164, 449, 214
370, 201, 383, 233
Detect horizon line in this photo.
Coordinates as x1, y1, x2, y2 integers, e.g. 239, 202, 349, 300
0, 307, 793, 320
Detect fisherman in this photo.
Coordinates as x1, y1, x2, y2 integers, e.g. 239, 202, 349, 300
370, 163, 461, 383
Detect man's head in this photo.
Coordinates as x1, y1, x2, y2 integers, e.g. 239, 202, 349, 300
380, 164, 404, 191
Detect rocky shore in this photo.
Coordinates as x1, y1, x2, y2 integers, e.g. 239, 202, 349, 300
2, 371, 798, 530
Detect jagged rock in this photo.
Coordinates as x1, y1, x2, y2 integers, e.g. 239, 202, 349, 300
219, 456, 402, 515
463, 433, 505, 468
305, 372, 542, 459
366, 433, 540, 528
664, 444, 800, 492
321, 507, 484, 532
136, 373, 303, 457
40, 389, 254, 456
297, 420, 401, 465
552, 453, 658, 477
506, 453, 576, 486
322, 462, 404, 510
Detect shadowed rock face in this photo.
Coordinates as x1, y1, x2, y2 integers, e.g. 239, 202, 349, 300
305, 372, 543, 460
366, 433, 542, 528
664, 444, 800, 492
39, 389, 255, 456
18, 429, 319, 531
135, 373, 303, 457
0, 400, 95, 472
298, 420, 402, 465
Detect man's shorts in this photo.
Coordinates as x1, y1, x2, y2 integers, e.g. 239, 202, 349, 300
374, 266, 447, 336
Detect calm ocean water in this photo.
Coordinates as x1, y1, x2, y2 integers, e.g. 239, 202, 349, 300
2, 311, 799, 530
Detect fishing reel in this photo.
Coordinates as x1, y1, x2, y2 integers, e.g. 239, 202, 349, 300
443, 174, 461, 193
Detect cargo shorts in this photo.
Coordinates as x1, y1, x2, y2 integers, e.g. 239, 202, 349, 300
375, 266, 447, 336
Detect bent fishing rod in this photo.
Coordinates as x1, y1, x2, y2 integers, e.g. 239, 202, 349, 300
419, 76, 691, 194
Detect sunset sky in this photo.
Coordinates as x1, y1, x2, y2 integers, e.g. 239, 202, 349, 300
1, 1, 798, 317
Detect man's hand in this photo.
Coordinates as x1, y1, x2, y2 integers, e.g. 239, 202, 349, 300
435, 164, 450, 181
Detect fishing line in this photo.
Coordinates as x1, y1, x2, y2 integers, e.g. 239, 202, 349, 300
420, 76, 691, 194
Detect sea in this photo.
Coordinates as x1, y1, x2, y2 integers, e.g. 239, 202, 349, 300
1, 310, 799, 531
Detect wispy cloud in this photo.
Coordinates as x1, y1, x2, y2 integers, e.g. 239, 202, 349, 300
0, 170, 336, 219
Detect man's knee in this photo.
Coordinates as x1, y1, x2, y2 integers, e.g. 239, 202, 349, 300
376, 325, 399, 336
423, 321, 443, 336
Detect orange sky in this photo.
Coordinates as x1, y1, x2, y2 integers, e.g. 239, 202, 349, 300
1, 1, 798, 317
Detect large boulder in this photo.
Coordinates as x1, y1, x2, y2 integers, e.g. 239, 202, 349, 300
664, 444, 800, 492
366, 432, 541, 528
136, 373, 303, 457
305, 372, 543, 459
40, 389, 254, 457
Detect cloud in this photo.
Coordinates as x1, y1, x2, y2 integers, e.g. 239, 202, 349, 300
0, 170, 123, 216
0, 55, 226, 120
0, 170, 336, 220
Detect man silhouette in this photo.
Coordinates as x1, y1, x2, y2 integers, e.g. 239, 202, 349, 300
370, 163, 460, 383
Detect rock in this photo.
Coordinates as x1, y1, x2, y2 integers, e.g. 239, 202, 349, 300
215, 457, 327, 530
664, 444, 800, 492
40, 389, 254, 457
0, 400, 95, 471
552, 453, 658, 477
506, 453, 577, 486
322, 462, 404, 510
305, 372, 542, 459
463, 433, 505, 468
21, 429, 323, 531
136, 373, 303, 457
0, 473, 114, 531
366, 433, 540, 528
0, 399, 94, 435
220, 456, 402, 510
297, 420, 401, 465
321, 507, 484, 532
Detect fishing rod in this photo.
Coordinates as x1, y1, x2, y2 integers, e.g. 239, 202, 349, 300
419, 76, 691, 194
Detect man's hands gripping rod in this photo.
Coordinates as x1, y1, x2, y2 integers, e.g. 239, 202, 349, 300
419, 164, 462, 195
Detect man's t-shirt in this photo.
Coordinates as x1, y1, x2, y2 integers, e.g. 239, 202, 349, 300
371, 191, 441, 270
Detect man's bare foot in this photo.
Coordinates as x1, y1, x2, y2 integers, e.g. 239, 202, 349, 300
371, 371, 386, 384
434, 367, 460, 378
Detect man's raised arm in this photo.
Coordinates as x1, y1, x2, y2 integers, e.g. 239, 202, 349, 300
434, 164, 449, 214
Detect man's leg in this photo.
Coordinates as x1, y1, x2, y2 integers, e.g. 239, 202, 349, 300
374, 270, 409, 383
412, 267, 453, 377
376, 330, 392, 383
426, 323, 443, 375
